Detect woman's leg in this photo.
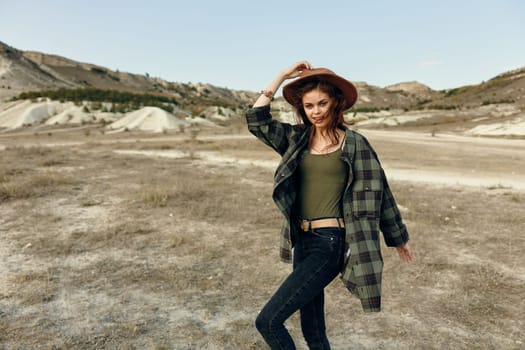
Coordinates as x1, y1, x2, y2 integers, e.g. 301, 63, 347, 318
300, 227, 346, 349
300, 291, 330, 350
255, 228, 344, 349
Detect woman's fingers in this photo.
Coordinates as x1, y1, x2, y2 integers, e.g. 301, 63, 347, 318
396, 244, 414, 263
283, 61, 312, 79
296, 60, 311, 70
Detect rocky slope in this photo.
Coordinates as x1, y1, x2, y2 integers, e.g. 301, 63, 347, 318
0, 41, 257, 112
430, 67, 525, 108
2, 40, 524, 111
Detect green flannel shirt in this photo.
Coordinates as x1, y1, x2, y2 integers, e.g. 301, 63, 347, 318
246, 105, 410, 313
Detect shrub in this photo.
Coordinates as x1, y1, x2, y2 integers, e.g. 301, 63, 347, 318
444, 88, 460, 97
14, 88, 178, 108
352, 107, 389, 113
0, 172, 75, 203
481, 99, 515, 106
0, 182, 35, 201
141, 188, 169, 207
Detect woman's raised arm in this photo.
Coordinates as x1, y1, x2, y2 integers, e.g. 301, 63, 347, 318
253, 61, 312, 108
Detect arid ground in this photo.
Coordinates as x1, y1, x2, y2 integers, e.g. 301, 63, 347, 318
0, 126, 524, 349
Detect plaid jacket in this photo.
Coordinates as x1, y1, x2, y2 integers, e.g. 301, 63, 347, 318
246, 105, 409, 312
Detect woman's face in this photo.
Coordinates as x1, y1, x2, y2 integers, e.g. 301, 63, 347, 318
301, 88, 334, 130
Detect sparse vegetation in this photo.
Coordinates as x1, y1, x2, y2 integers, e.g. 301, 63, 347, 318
444, 87, 461, 97
188, 125, 201, 140
0, 147, 77, 202
13, 88, 178, 113
0, 171, 76, 202
141, 187, 169, 207
481, 98, 515, 105
80, 198, 101, 207
424, 104, 458, 110
352, 106, 390, 113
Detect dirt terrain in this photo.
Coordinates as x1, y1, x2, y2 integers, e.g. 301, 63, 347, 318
0, 127, 524, 349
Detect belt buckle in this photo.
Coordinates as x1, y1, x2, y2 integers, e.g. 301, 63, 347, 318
300, 219, 310, 232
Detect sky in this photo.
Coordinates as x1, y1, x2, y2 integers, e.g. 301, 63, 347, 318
0, 0, 524, 95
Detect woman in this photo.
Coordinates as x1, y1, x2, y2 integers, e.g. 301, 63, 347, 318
246, 61, 413, 349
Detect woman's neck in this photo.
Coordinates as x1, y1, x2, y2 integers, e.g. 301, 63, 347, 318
314, 126, 330, 138
312, 126, 343, 141
309, 127, 345, 154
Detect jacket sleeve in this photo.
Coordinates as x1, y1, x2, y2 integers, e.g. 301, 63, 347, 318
246, 104, 295, 156
379, 168, 410, 247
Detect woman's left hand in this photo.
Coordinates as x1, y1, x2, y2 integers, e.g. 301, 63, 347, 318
280, 61, 312, 80
396, 243, 413, 263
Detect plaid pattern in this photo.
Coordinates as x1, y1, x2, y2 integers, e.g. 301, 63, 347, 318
246, 105, 409, 313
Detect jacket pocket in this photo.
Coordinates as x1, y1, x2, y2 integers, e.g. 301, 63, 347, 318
352, 180, 382, 218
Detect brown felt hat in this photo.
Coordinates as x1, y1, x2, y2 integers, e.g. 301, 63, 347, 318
282, 68, 358, 110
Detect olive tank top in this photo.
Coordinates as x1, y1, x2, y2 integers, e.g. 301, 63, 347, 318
297, 148, 348, 219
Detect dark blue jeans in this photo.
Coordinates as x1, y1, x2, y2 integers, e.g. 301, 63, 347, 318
255, 227, 345, 350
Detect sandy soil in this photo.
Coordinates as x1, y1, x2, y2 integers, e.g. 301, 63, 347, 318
0, 128, 524, 349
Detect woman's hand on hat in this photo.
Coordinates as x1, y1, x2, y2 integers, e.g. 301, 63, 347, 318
281, 61, 312, 80
252, 60, 312, 108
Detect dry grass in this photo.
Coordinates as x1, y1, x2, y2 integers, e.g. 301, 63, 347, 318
0, 171, 76, 201
0, 133, 524, 349
0, 146, 79, 202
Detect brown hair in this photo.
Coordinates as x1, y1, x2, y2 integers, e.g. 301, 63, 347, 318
292, 78, 347, 148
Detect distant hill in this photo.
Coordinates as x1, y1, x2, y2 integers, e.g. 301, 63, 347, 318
430, 67, 525, 108
385, 81, 434, 95
352, 81, 442, 111
1, 40, 524, 112
357, 68, 525, 110
0, 41, 257, 113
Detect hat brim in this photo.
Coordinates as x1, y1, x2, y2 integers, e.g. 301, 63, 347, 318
282, 69, 358, 111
